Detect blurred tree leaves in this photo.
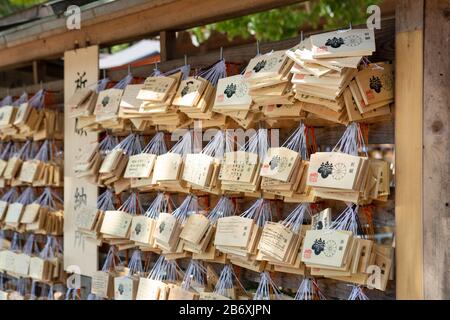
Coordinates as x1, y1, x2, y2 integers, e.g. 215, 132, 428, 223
190, 0, 380, 44
0, 0, 47, 17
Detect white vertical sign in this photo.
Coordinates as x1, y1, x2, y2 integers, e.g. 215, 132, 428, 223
64, 46, 99, 277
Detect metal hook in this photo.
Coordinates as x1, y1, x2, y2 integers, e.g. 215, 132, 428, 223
300, 30, 304, 42
256, 40, 260, 55
102, 69, 106, 80
154, 62, 159, 71
349, 22, 352, 30
184, 54, 188, 66
219, 47, 223, 60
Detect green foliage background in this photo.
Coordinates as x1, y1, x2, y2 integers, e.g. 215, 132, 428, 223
190, 0, 380, 44
0, 0, 47, 17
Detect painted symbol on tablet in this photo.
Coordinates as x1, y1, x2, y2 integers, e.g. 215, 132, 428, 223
181, 81, 194, 97
73, 187, 87, 210
75, 72, 87, 89
269, 155, 288, 171
324, 240, 337, 257
369, 76, 383, 93
253, 60, 267, 73
315, 220, 324, 230
325, 37, 344, 48
159, 221, 165, 234
312, 238, 325, 255
224, 84, 237, 98
332, 162, 347, 180
318, 161, 333, 179
266, 57, 278, 70
134, 223, 142, 235
235, 83, 249, 98
118, 284, 124, 295
381, 73, 394, 91
344, 35, 363, 47
101, 96, 110, 107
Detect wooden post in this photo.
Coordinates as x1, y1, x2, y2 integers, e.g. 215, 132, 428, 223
395, 0, 424, 300
159, 30, 177, 62
32, 60, 46, 85
423, 0, 450, 300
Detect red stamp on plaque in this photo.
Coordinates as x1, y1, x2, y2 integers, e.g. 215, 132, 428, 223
316, 46, 328, 52
217, 94, 225, 102
244, 71, 253, 78
309, 172, 318, 183
266, 105, 275, 112
366, 90, 375, 100
303, 249, 312, 259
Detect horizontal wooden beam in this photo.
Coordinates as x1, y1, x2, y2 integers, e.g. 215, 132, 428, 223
0, 0, 301, 68
0, 79, 63, 96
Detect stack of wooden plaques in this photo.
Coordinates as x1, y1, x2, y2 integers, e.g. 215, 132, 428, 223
306, 123, 390, 204
93, 75, 134, 131
113, 249, 143, 300
100, 192, 140, 250
0, 188, 18, 229
125, 132, 167, 192
16, 140, 63, 188
3, 187, 36, 232
259, 123, 310, 200
213, 75, 258, 129
68, 79, 109, 132
257, 203, 310, 275
21, 187, 64, 236
172, 77, 216, 120
136, 71, 187, 131
286, 28, 383, 124
153, 195, 197, 259
191, 196, 234, 263
91, 246, 128, 299
244, 50, 294, 104
151, 131, 192, 193
344, 62, 394, 122
135, 256, 180, 300
2, 140, 33, 186
219, 129, 267, 195
181, 130, 224, 195
118, 83, 145, 124
0, 91, 64, 140
75, 188, 115, 244
301, 205, 392, 291
98, 134, 142, 191
215, 199, 271, 272
130, 192, 167, 254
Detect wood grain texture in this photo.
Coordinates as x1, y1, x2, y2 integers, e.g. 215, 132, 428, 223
395, 0, 424, 300
423, 0, 450, 300
160, 31, 177, 62
0, 0, 302, 68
